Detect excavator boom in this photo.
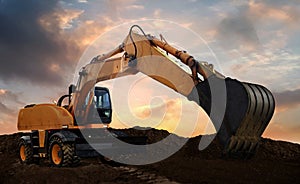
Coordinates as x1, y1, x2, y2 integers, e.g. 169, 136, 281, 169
71, 25, 275, 156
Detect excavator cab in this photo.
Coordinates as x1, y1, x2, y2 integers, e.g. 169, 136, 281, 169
85, 87, 112, 124
93, 87, 112, 123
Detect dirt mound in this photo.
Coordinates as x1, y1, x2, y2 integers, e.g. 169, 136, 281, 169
0, 129, 300, 183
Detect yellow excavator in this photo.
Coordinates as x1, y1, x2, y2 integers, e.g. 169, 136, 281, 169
18, 25, 275, 167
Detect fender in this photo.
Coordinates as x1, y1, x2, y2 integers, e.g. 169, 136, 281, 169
49, 130, 78, 143
20, 135, 31, 144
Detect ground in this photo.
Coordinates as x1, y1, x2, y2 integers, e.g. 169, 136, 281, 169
0, 129, 299, 184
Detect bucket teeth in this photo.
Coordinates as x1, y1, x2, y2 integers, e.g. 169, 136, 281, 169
249, 141, 258, 153
225, 136, 260, 157
234, 140, 243, 152
227, 137, 236, 153
242, 139, 250, 151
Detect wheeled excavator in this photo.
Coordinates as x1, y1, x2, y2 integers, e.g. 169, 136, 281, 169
18, 25, 275, 167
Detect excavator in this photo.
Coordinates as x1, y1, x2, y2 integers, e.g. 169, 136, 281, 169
17, 25, 275, 167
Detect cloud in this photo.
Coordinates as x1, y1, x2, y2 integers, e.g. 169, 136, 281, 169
78, 0, 88, 3
248, 0, 300, 26
215, 11, 260, 53
128, 97, 214, 137
124, 5, 144, 10
133, 98, 182, 121
0, 93, 18, 134
273, 88, 300, 111
0, 89, 24, 105
214, 1, 300, 54
0, 101, 18, 134
0, 102, 14, 115
0, 0, 80, 86
67, 19, 108, 50
263, 121, 300, 144
0, 89, 22, 121
104, 0, 137, 20
40, 8, 84, 30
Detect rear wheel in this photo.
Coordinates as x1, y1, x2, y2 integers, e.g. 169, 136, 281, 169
49, 137, 76, 167
19, 140, 33, 164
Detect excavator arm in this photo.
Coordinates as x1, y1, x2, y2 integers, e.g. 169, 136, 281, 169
71, 25, 275, 156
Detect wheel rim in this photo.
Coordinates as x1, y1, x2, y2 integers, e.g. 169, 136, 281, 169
20, 145, 26, 161
51, 144, 62, 165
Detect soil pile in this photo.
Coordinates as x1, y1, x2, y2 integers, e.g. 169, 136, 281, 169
0, 128, 299, 183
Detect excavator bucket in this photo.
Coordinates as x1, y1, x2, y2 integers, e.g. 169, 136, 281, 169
190, 76, 275, 156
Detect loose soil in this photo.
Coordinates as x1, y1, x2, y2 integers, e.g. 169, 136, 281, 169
0, 128, 299, 184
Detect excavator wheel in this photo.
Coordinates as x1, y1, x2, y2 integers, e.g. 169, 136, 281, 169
190, 76, 275, 157
49, 136, 77, 167
19, 140, 33, 164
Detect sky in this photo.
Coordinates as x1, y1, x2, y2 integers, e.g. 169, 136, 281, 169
0, 0, 299, 143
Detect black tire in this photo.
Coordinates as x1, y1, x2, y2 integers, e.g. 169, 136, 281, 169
49, 136, 76, 167
19, 140, 33, 164
72, 155, 81, 166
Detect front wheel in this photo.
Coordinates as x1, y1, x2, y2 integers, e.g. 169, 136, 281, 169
49, 137, 76, 167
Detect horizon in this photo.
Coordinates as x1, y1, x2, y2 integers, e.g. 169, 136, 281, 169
4, 126, 300, 145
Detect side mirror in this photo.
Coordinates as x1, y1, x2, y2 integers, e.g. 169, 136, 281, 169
69, 84, 76, 95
